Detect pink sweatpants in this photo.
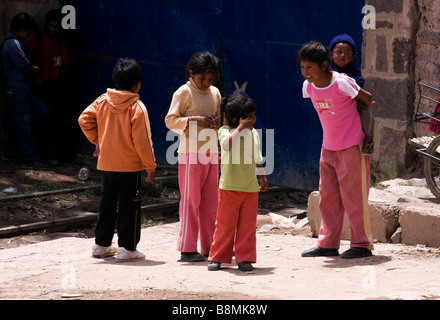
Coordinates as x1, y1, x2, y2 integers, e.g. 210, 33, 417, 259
209, 190, 259, 264
317, 145, 374, 250
177, 153, 218, 255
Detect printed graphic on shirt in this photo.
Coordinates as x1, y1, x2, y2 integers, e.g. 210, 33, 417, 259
53, 56, 62, 67
315, 99, 335, 116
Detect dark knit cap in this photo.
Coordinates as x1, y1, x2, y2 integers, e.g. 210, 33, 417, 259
329, 33, 356, 54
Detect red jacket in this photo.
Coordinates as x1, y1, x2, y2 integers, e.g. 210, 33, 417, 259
26, 28, 72, 80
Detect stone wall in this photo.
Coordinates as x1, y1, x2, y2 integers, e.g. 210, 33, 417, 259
362, 0, 440, 177
362, 0, 420, 176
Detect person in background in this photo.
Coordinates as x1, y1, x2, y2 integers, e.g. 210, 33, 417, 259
2, 12, 57, 167
27, 9, 76, 163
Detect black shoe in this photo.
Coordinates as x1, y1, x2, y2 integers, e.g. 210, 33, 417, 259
301, 247, 339, 257
180, 252, 205, 262
341, 247, 372, 259
207, 261, 221, 271
238, 261, 254, 272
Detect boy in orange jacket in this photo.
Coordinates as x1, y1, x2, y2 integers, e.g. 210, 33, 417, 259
78, 58, 156, 262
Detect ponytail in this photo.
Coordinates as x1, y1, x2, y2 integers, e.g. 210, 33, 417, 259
219, 97, 228, 127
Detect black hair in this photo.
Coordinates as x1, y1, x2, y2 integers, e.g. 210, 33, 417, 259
45, 9, 63, 25
185, 51, 220, 81
112, 58, 143, 91
220, 94, 257, 129
10, 12, 37, 33
297, 41, 330, 67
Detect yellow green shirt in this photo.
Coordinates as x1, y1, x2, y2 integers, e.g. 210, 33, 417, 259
218, 126, 263, 192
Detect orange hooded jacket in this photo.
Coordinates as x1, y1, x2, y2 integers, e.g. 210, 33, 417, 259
78, 89, 156, 174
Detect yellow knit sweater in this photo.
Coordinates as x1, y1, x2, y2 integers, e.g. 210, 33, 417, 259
165, 78, 221, 154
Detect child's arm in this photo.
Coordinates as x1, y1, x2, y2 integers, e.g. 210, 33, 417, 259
257, 165, 269, 192
78, 101, 99, 145
145, 171, 155, 183
93, 143, 100, 157
356, 88, 374, 108
222, 115, 256, 151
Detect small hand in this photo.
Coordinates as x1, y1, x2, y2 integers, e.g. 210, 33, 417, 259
145, 171, 155, 183
259, 176, 269, 192
190, 116, 217, 129
238, 114, 256, 131
93, 144, 100, 157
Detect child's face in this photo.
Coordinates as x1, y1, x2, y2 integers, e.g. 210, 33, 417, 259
46, 20, 61, 37
331, 43, 354, 68
16, 29, 33, 41
300, 60, 329, 84
190, 71, 215, 91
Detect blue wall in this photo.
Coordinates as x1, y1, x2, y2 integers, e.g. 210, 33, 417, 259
66, 0, 365, 191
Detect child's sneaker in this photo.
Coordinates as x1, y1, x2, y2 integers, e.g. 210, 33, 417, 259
92, 244, 117, 258
116, 247, 146, 262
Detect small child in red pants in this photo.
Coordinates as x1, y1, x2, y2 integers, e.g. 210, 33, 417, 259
208, 94, 268, 272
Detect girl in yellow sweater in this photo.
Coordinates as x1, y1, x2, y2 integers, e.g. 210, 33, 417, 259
165, 51, 221, 262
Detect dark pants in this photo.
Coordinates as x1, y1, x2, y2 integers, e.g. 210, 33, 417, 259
5, 85, 57, 163
33, 79, 76, 162
95, 171, 142, 251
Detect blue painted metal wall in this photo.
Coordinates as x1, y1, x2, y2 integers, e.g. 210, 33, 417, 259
66, 0, 365, 191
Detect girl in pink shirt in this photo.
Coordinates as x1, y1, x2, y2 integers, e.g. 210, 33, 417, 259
298, 41, 375, 259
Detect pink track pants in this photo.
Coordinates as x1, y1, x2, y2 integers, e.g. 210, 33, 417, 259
317, 145, 374, 250
177, 153, 218, 255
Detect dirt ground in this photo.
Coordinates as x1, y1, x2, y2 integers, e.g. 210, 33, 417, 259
1, 219, 440, 302
1, 157, 440, 302
0, 155, 180, 231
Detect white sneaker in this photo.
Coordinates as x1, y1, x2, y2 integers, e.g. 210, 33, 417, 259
92, 244, 117, 258
116, 247, 146, 262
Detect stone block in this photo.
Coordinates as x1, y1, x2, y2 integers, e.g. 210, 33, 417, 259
375, 35, 388, 72
393, 37, 410, 74
363, 77, 411, 121
307, 191, 400, 244
399, 207, 440, 247
366, 0, 403, 14
376, 21, 394, 29
376, 125, 409, 172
